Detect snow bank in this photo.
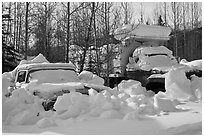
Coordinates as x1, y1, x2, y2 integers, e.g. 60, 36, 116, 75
2, 72, 15, 103
154, 92, 177, 112
2, 90, 45, 125
78, 70, 104, 85
190, 75, 202, 100
165, 69, 191, 100
36, 117, 56, 128
165, 68, 202, 101
180, 59, 202, 70
118, 79, 146, 96
2, 53, 202, 134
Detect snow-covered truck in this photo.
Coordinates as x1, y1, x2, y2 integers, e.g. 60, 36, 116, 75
5, 54, 110, 111
113, 24, 202, 92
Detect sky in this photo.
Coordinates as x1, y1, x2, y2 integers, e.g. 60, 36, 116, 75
122, 2, 159, 24
134, 2, 157, 17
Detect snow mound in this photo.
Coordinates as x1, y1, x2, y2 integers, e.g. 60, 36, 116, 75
180, 59, 202, 70
78, 71, 93, 81
2, 72, 16, 103
9, 110, 42, 125
118, 80, 146, 96
78, 71, 105, 85
52, 83, 160, 122
123, 110, 140, 120
30, 53, 49, 63
100, 110, 123, 119
37, 117, 56, 128
154, 92, 177, 112
190, 75, 202, 100
164, 68, 201, 101
18, 53, 49, 66
165, 69, 192, 100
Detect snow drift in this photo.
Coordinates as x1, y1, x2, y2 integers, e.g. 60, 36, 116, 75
2, 53, 202, 135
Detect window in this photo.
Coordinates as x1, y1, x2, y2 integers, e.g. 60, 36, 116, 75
16, 71, 26, 83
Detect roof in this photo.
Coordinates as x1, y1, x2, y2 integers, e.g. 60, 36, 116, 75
114, 24, 171, 41
17, 62, 76, 71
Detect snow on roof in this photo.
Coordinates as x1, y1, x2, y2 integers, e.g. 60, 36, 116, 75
17, 53, 76, 71
17, 63, 76, 71
133, 46, 173, 56
114, 24, 171, 41
31, 53, 49, 63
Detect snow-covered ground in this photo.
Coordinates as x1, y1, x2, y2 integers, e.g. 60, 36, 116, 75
2, 54, 202, 135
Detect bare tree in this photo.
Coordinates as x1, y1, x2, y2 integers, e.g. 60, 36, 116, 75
24, 2, 29, 59
120, 2, 133, 24
66, 2, 70, 63
139, 2, 144, 24
79, 2, 95, 72
171, 2, 178, 57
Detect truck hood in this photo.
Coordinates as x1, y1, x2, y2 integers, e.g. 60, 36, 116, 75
25, 81, 110, 99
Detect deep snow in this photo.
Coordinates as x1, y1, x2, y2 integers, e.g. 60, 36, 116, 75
2, 54, 202, 135
126, 46, 178, 71
114, 24, 171, 41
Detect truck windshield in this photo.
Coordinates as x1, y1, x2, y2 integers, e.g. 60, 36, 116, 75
27, 69, 80, 83
144, 53, 168, 57
17, 71, 27, 83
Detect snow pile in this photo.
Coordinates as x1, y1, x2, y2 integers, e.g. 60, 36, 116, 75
190, 75, 202, 100
117, 79, 146, 96
126, 46, 178, 71
78, 70, 104, 85
180, 59, 202, 70
36, 117, 57, 128
2, 87, 45, 125
114, 24, 171, 40
18, 53, 49, 68
2, 79, 166, 128
4, 75, 200, 128
154, 92, 178, 112
2, 72, 16, 103
53, 87, 157, 121
165, 68, 202, 101
2, 54, 202, 134
29, 53, 49, 63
